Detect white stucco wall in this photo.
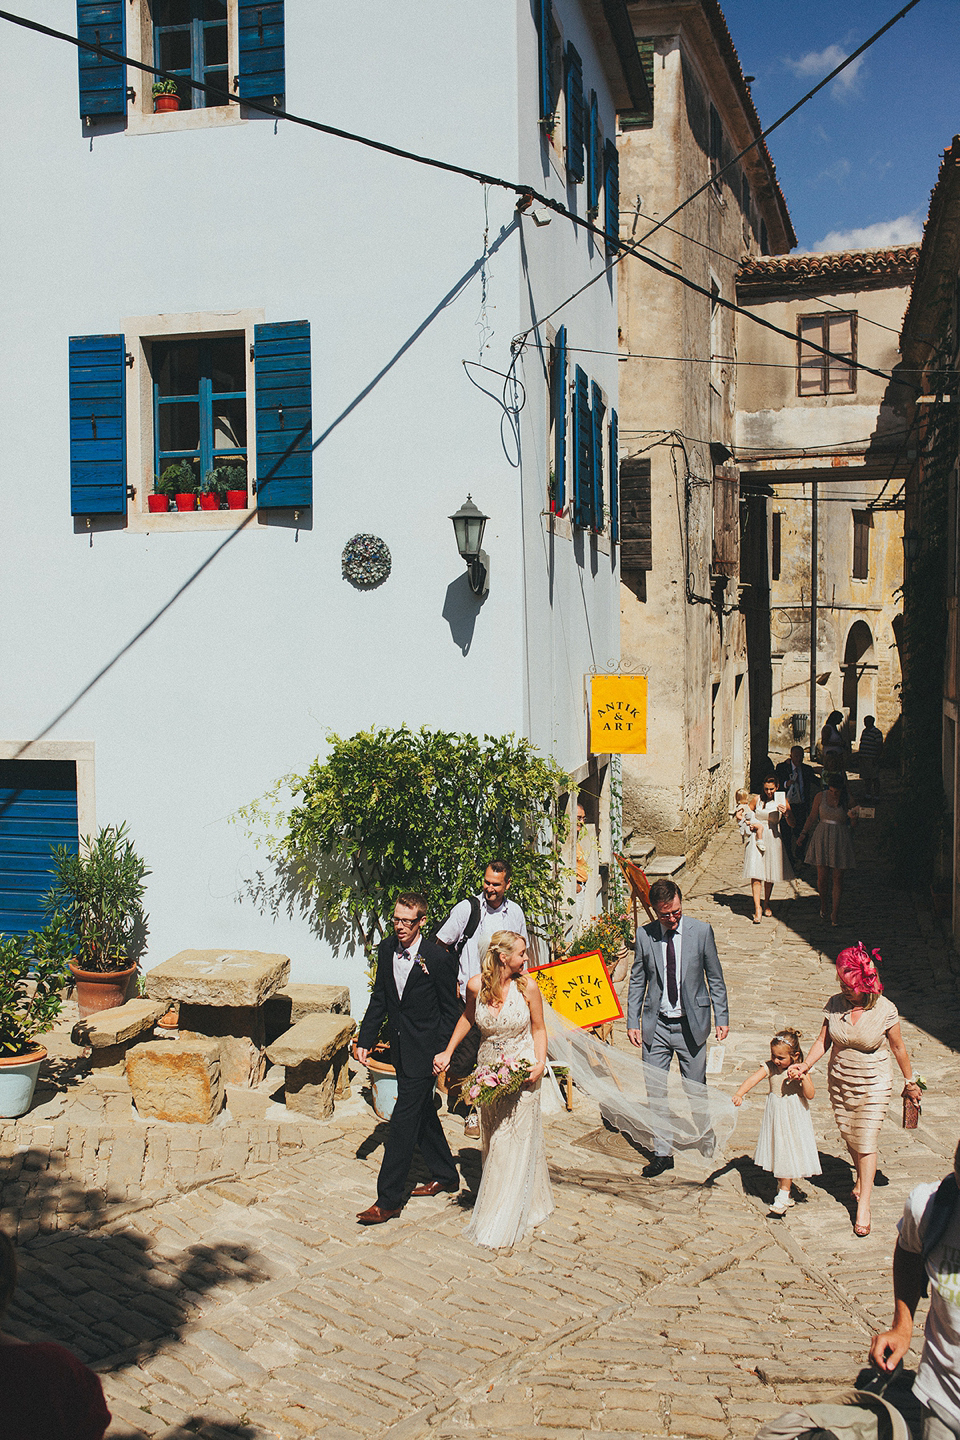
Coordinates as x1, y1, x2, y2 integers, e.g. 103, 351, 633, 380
0, 1, 620, 1006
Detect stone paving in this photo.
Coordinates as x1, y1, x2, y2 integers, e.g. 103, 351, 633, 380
2, 784, 959, 1440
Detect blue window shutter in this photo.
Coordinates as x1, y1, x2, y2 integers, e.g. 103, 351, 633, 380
565, 45, 584, 183
609, 408, 619, 544
604, 139, 619, 255
538, 0, 557, 122
572, 366, 592, 529
238, 0, 285, 104
552, 325, 567, 512
587, 91, 601, 217
77, 2, 126, 119
254, 321, 312, 508
69, 334, 126, 516
591, 382, 605, 533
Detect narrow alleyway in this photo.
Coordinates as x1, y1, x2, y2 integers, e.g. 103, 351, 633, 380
2, 788, 958, 1440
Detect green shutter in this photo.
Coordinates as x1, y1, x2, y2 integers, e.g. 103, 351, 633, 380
620, 39, 654, 130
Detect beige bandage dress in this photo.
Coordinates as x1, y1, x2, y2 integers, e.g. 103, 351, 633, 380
824, 993, 899, 1153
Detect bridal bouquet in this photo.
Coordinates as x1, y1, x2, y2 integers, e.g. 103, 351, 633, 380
463, 1056, 532, 1107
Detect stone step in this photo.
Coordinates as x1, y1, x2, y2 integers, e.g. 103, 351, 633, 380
643, 853, 686, 877
624, 836, 656, 863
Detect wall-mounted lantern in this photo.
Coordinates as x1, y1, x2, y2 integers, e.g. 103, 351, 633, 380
902, 529, 921, 564
450, 494, 490, 596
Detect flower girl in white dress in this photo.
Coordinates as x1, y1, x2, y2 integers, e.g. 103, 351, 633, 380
733, 1027, 821, 1216
435, 931, 554, 1249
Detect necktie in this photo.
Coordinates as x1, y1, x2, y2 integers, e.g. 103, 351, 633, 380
666, 933, 678, 1007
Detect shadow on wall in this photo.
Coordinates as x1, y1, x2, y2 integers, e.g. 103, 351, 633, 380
2, 1151, 269, 1370
442, 572, 487, 654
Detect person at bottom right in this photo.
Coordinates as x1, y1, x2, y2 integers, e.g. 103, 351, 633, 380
870, 1138, 960, 1440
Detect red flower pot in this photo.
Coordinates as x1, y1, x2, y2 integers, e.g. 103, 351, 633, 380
226, 490, 248, 509
148, 494, 170, 513
68, 962, 138, 1019
199, 493, 220, 510
154, 94, 180, 113
175, 493, 197, 511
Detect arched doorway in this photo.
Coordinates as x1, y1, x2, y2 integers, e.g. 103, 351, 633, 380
841, 620, 876, 730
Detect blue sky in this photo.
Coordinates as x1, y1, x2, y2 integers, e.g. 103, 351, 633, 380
719, 0, 959, 252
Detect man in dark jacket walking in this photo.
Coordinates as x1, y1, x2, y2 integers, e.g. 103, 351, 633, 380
355, 892, 461, 1224
775, 745, 820, 867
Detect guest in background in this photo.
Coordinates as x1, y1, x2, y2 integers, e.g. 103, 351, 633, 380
798, 774, 858, 926
776, 745, 819, 867
821, 711, 848, 772
858, 716, 884, 801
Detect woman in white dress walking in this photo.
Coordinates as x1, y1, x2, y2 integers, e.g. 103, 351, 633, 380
434, 930, 554, 1249
742, 775, 794, 920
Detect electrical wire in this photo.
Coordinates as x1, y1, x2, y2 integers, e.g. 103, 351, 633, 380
0, 5, 919, 389
565, 345, 949, 377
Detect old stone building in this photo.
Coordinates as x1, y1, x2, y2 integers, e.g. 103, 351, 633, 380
616, 0, 793, 860
736, 248, 917, 762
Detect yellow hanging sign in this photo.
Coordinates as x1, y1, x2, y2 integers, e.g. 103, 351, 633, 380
530, 950, 623, 1029
590, 674, 647, 753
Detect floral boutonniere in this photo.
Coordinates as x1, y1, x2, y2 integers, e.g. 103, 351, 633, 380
414, 956, 431, 978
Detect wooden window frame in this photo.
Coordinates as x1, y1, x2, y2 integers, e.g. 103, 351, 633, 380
797, 312, 858, 397
852, 509, 871, 580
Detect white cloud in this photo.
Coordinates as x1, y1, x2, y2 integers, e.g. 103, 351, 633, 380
811, 214, 924, 253
785, 44, 865, 94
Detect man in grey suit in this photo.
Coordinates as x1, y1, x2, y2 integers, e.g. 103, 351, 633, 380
627, 878, 729, 1176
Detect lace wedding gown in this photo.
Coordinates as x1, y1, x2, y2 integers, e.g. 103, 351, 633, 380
465, 982, 554, 1250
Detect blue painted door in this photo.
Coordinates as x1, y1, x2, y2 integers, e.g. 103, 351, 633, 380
0, 761, 79, 937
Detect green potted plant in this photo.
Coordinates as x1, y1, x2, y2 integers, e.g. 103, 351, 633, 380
199, 469, 222, 511
149, 468, 178, 513
0, 924, 73, 1117
45, 824, 150, 1019
152, 78, 179, 113
157, 460, 198, 512
214, 464, 248, 510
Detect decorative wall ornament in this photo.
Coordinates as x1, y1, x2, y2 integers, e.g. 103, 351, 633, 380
342, 533, 391, 589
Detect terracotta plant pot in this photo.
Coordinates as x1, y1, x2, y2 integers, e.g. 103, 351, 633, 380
175, 493, 197, 512
199, 493, 220, 510
226, 490, 248, 509
364, 1054, 399, 1120
154, 94, 179, 113
68, 962, 137, 1019
0, 1047, 47, 1118
157, 1003, 179, 1030
147, 494, 170, 513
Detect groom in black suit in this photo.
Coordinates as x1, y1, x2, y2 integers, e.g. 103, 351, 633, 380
355, 893, 461, 1224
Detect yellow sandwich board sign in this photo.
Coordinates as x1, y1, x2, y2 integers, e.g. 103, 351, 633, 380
529, 951, 623, 1028
590, 674, 647, 753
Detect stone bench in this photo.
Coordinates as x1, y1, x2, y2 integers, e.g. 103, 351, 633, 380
266, 1013, 356, 1120
264, 983, 351, 1047
72, 999, 167, 1074
126, 1037, 224, 1123
146, 949, 291, 1087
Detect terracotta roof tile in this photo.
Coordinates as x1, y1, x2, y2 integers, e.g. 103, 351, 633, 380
738, 246, 919, 296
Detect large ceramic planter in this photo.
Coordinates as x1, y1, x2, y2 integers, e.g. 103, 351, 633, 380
0, 1047, 46, 1118
69, 962, 137, 1019
365, 1054, 399, 1120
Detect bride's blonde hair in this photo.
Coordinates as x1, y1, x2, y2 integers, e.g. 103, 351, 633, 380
478, 930, 525, 1007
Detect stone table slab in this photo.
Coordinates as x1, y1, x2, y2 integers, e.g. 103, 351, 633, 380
145, 950, 291, 1007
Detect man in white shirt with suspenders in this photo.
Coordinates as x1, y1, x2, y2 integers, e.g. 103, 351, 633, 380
436, 860, 528, 1136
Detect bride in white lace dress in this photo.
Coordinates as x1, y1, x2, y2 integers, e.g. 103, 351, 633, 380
435, 930, 554, 1249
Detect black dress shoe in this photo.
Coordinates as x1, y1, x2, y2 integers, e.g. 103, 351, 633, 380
644, 1156, 675, 1178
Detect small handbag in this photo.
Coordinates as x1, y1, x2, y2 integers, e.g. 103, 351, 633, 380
902, 1093, 921, 1129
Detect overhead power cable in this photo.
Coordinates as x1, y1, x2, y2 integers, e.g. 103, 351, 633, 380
0, 2, 921, 389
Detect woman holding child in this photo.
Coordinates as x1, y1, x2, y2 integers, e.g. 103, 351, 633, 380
434, 930, 554, 1250
737, 775, 793, 922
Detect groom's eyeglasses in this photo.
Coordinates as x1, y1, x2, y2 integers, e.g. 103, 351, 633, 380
393, 916, 419, 928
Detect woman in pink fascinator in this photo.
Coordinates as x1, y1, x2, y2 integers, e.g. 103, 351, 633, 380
787, 943, 922, 1237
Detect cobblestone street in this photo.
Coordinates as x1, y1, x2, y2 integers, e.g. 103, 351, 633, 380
3, 798, 959, 1440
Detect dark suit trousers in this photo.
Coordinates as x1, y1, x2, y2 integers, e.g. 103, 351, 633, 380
784, 801, 809, 866
377, 1071, 457, 1208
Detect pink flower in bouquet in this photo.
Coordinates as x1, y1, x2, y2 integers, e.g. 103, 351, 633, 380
469, 1085, 480, 1100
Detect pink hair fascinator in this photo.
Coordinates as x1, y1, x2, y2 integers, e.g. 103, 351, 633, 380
836, 942, 883, 996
